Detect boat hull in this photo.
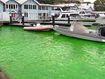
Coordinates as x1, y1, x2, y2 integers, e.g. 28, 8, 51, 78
53, 26, 105, 42
23, 25, 53, 31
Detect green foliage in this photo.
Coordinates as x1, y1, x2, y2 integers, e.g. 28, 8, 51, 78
37, 0, 54, 4
37, 0, 80, 4
94, 0, 105, 11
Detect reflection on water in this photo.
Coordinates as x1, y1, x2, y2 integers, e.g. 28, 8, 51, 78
0, 26, 105, 79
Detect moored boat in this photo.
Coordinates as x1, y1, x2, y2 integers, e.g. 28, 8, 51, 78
53, 22, 105, 42
23, 23, 53, 31
54, 12, 96, 26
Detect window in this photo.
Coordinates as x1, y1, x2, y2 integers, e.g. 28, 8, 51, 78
24, 13, 28, 17
6, 5, 8, 9
13, 5, 15, 9
31, 5, 32, 9
52, 7, 54, 10
11, 4, 13, 9
38, 13, 42, 19
46, 7, 48, 10
42, 6, 45, 10
7, 4, 18, 9
80, 11, 85, 14
38, 6, 41, 10
16, 5, 17, 9
9, 4, 11, 9
33, 5, 36, 9
62, 14, 66, 18
29, 5, 32, 9
24, 5, 28, 9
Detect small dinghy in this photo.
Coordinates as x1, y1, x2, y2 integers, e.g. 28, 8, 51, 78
23, 23, 53, 31
53, 22, 105, 42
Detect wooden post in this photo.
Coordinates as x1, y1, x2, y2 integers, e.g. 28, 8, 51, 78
67, 14, 70, 25
52, 13, 55, 27
22, 13, 24, 25
9, 14, 12, 24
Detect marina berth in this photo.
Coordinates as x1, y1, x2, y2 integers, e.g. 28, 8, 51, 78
0, 0, 104, 25
53, 4, 96, 26
0, 0, 103, 25
53, 12, 96, 26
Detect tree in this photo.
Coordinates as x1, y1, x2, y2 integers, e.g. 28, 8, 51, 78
37, 0, 54, 4
94, 0, 105, 11
37, 0, 81, 4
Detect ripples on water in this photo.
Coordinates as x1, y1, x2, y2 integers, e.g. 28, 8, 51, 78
0, 26, 105, 79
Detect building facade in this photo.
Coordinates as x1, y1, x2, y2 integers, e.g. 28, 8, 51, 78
21, 0, 57, 21
21, 0, 39, 21
5, 0, 21, 21
0, 0, 5, 12
0, 0, 66, 21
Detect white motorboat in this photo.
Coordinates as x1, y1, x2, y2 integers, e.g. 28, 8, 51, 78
53, 22, 105, 42
54, 11, 96, 26
54, 5, 96, 26
98, 13, 105, 18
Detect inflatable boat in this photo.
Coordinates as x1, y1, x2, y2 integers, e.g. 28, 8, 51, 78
23, 23, 53, 31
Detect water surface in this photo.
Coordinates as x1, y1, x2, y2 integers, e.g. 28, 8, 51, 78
0, 26, 105, 79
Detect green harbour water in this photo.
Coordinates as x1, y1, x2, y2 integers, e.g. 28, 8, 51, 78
0, 26, 105, 79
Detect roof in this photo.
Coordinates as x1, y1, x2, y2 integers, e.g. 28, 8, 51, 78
6, 0, 21, 5
0, 0, 58, 7
0, 0, 5, 4
22, 0, 56, 7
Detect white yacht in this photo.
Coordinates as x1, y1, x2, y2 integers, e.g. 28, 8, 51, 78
54, 11, 96, 26
54, 6, 96, 26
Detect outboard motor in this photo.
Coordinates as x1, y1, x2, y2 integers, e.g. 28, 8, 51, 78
99, 25, 105, 37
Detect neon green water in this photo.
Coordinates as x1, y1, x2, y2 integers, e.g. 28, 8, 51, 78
0, 26, 105, 79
